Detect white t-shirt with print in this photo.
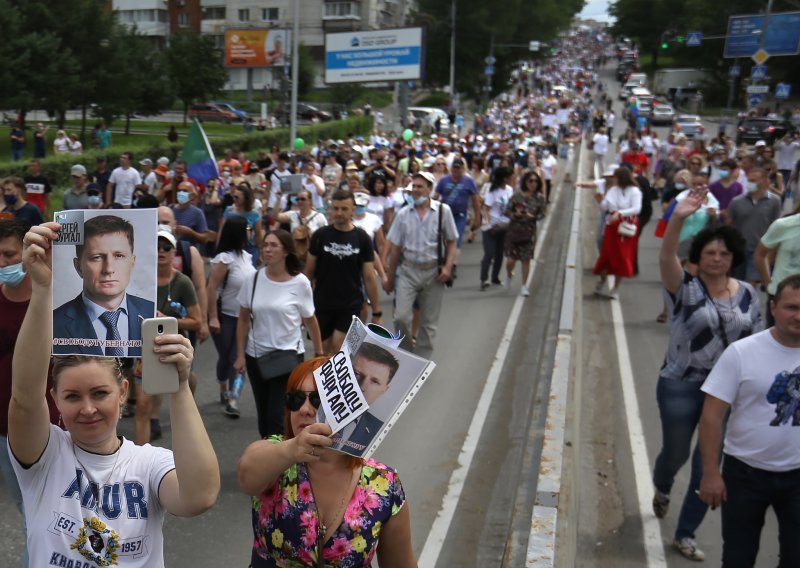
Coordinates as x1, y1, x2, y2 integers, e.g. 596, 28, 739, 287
353, 212, 384, 239
284, 210, 328, 235
211, 250, 256, 317
236, 270, 314, 357
484, 185, 513, 226
702, 329, 800, 471
11, 425, 174, 567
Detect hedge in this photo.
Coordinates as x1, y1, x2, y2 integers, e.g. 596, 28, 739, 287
1, 115, 374, 191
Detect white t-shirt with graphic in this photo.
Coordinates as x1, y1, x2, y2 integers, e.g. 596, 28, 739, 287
702, 329, 800, 471
11, 425, 174, 567
353, 212, 384, 239
211, 250, 256, 317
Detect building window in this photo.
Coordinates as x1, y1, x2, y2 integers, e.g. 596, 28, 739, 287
261, 7, 279, 21
178, 12, 190, 26
238, 8, 250, 22
210, 35, 225, 49
324, 2, 359, 18
203, 6, 226, 20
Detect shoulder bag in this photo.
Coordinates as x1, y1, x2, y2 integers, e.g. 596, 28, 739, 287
249, 270, 300, 380
437, 204, 456, 287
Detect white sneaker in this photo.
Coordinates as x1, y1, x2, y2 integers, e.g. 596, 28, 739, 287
594, 281, 606, 296
606, 288, 619, 300
520, 285, 530, 297
502, 277, 511, 290
673, 537, 705, 561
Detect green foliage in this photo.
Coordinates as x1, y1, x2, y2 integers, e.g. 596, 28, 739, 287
297, 44, 316, 97
412, 0, 583, 100
166, 30, 229, 122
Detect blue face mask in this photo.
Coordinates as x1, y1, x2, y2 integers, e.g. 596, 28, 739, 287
88, 195, 102, 206
0, 262, 26, 286
355, 205, 367, 215
717, 170, 730, 179
404, 194, 414, 207
290, 195, 298, 205
414, 195, 428, 206
176, 191, 190, 205
675, 183, 686, 190
4, 194, 17, 206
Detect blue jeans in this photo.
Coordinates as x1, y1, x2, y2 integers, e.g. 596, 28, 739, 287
721, 455, 800, 567
11, 147, 23, 162
653, 377, 711, 539
1, 436, 29, 567
452, 211, 467, 248
480, 228, 506, 283
211, 313, 238, 387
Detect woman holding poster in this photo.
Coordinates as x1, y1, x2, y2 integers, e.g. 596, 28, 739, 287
8, 222, 220, 567
238, 357, 416, 568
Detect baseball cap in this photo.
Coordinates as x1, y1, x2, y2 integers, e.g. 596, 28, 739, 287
451, 158, 465, 168
139, 158, 153, 166
754, 140, 767, 147
354, 193, 370, 207
70, 164, 87, 176
155, 164, 169, 177
345, 160, 358, 170
157, 229, 177, 248
157, 156, 170, 166
96, 155, 107, 162
412, 171, 436, 186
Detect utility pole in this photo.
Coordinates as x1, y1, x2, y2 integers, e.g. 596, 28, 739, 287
289, 1, 300, 148
396, 0, 410, 130
449, 0, 456, 109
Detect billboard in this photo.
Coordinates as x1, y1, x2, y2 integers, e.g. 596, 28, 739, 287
225, 29, 290, 67
325, 27, 423, 84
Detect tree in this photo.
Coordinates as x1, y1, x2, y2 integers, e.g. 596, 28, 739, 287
166, 30, 229, 123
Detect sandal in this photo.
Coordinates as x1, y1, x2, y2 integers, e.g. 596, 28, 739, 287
656, 313, 667, 323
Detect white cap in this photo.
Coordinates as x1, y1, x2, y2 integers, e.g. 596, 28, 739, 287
157, 229, 177, 248
156, 156, 170, 166
754, 140, 767, 147
354, 192, 370, 207
70, 164, 87, 176
412, 171, 436, 186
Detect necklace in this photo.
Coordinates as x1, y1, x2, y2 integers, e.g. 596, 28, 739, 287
72, 438, 123, 502
307, 465, 359, 566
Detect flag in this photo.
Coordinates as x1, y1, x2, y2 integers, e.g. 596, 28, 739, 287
181, 119, 218, 185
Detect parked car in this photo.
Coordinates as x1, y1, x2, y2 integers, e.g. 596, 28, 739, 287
273, 103, 333, 123
630, 87, 655, 117
672, 114, 705, 138
188, 103, 239, 123
407, 107, 451, 134
619, 81, 639, 100
208, 101, 248, 122
735, 117, 789, 146
650, 102, 676, 125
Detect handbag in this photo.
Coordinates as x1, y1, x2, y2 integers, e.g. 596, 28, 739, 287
437, 204, 455, 287
617, 220, 637, 237
487, 222, 509, 237
507, 224, 535, 244
249, 270, 299, 380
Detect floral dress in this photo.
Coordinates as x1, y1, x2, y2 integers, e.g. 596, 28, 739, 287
251, 437, 406, 567
504, 192, 546, 261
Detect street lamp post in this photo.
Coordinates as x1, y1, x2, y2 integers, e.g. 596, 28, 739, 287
449, 0, 456, 109
289, 0, 300, 148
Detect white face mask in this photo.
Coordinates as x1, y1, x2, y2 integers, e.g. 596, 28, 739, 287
746, 181, 759, 193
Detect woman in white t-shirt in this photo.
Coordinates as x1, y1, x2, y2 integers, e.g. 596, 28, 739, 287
207, 216, 256, 416
52, 130, 70, 154
10, 222, 220, 568
234, 229, 324, 439
275, 189, 328, 235
366, 172, 395, 228
480, 166, 514, 290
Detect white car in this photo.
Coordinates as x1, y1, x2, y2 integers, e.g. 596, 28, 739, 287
650, 102, 675, 124
407, 107, 451, 134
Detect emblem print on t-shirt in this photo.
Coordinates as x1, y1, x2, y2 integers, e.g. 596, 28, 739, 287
323, 242, 360, 259
766, 365, 800, 426
71, 516, 121, 566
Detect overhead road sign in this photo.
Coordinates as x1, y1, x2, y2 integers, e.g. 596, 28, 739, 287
686, 32, 702, 46
529, 41, 540, 52
775, 83, 791, 99
729, 64, 741, 77
748, 93, 763, 107
723, 12, 800, 58
324, 27, 423, 84
751, 65, 767, 80
746, 85, 769, 94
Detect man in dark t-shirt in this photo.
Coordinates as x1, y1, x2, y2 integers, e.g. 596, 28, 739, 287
23, 159, 52, 214
305, 189, 382, 353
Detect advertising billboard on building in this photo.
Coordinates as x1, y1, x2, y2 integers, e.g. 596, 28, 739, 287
225, 29, 290, 67
324, 27, 423, 84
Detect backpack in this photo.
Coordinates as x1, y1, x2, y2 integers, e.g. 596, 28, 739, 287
177, 240, 193, 280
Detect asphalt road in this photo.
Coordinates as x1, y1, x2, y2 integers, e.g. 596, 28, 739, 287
0, 157, 576, 566
576, 64, 781, 567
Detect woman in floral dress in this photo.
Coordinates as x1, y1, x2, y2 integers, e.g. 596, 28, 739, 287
504, 169, 547, 297
238, 357, 415, 567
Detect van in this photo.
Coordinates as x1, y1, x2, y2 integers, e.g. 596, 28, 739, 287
627, 73, 647, 87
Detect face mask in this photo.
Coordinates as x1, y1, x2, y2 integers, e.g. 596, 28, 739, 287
176, 191, 191, 205
289, 195, 298, 205
717, 170, 730, 179
675, 183, 686, 190
414, 195, 428, 206
222, 172, 231, 179
3, 194, 17, 206
0, 262, 26, 286
404, 194, 414, 207
355, 205, 367, 215
88, 195, 101, 206
746, 181, 759, 193
132, 198, 139, 208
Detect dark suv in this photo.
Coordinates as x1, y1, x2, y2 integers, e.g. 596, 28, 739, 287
735, 118, 789, 146
273, 103, 333, 123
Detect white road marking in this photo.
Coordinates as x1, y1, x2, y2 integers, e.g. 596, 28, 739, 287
610, 299, 668, 567
418, 151, 564, 567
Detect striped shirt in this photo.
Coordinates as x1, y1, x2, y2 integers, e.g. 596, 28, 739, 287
387, 200, 458, 265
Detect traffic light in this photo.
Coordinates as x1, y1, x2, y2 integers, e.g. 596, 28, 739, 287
661, 41, 669, 49
677, 36, 685, 43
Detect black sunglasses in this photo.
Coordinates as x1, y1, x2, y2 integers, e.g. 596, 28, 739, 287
158, 242, 174, 252
285, 390, 321, 411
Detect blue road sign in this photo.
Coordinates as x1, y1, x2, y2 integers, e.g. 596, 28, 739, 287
775, 83, 791, 99
751, 65, 768, 80
687, 32, 702, 46
748, 93, 764, 108
729, 64, 741, 77
724, 12, 800, 58
485, 65, 495, 76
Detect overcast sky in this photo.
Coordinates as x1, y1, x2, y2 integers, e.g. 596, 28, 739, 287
579, 0, 614, 22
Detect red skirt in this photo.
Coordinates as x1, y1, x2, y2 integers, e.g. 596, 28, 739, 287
593, 217, 638, 278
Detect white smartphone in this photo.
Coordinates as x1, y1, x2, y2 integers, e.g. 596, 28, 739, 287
141, 317, 180, 395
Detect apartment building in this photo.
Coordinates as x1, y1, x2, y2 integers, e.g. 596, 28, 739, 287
112, 0, 411, 89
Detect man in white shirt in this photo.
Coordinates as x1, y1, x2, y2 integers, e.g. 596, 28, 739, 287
592, 127, 610, 180
775, 133, 800, 184
540, 150, 558, 203
106, 152, 142, 207
139, 158, 158, 194
699, 274, 800, 567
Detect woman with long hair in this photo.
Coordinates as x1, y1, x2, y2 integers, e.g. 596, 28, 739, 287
234, 230, 324, 438
593, 166, 642, 299
366, 173, 395, 228
207, 216, 256, 417
504, 169, 547, 296
219, 182, 264, 267
480, 167, 514, 290
238, 358, 416, 567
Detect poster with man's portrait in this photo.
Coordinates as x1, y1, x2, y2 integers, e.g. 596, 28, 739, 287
315, 319, 436, 459
51, 209, 157, 356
